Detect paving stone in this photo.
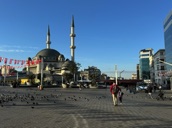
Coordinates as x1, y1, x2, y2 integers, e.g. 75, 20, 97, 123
0, 86, 172, 128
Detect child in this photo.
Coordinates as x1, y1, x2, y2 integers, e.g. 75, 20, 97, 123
118, 88, 124, 104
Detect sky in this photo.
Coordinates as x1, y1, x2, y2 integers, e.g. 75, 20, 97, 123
0, 0, 172, 79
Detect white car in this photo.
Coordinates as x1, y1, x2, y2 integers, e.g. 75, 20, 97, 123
97, 82, 107, 88
136, 84, 148, 91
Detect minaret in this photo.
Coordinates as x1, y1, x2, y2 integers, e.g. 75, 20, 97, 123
70, 16, 76, 62
46, 25, 51, 49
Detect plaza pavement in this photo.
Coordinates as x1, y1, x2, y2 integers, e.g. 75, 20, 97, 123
0, 86, 172, 128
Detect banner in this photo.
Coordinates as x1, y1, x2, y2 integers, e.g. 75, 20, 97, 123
0, 56, 42, 69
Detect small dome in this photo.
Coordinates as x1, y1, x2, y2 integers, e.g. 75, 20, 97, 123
58, 54, 65, 61
61, 60, 75, 70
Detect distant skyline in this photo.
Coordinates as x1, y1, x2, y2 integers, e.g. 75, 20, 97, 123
0, 0, 172, 78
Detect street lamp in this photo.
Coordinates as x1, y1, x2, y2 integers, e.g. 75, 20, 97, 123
3, 64, 7, 86
119, 70, 125, 79
115, 65, 118, 84
16, 71, 18, 81
39, 56, 44, 90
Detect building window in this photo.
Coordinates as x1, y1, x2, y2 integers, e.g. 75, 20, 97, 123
157, 65, 159, 70
160, 52, 164, 55
161, 66, 165, 70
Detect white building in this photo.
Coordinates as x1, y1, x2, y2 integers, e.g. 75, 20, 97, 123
153, 49, 167, 87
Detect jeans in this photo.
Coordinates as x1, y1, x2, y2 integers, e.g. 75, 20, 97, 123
112, 94, 118, 105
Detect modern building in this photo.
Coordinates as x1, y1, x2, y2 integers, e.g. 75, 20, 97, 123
139, 48, 154, 80
164, 10, 172, 89
80, 66, 101, 81
153, 49, 167, 88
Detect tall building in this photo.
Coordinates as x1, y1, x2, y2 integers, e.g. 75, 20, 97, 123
136, 64, 140, 79
153, 49, 167, 87
164, 10, 172, 89
139, 48, 153, 81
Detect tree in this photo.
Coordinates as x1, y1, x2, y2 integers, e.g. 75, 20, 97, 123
22, 67, 27, 72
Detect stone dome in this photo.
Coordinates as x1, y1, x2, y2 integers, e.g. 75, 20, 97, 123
61, 60, 75, 70
36, 48, 60, 57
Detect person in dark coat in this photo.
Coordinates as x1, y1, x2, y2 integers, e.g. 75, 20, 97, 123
147, 85, 153, 99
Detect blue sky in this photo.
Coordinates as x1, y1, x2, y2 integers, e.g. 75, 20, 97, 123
0, 0, 172, 78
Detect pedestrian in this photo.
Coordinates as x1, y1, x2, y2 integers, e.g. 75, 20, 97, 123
79, 83, 82, 91
157, 90, 164, 100
147, 85, 153, 99
153, 83, 157, 93
110, 82, 119, 106
118, 88, 124, 104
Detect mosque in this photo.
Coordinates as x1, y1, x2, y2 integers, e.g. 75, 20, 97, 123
26, 16, 76, 84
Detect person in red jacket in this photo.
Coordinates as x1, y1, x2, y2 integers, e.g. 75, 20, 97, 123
110, 82, 119, 106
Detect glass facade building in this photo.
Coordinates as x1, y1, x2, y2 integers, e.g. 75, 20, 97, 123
164, 10, 172, 71
139, 49, 153, 80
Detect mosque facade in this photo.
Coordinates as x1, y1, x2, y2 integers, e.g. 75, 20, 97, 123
26, 17, 76, 84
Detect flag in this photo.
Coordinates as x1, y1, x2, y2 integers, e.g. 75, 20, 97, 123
0, 57, 3, 62
14, 60, 17, 64
4, 58, 7, 64
9, 59, 13, 64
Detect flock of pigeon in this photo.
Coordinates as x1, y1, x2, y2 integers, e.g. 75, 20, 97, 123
0, 88, 107, 109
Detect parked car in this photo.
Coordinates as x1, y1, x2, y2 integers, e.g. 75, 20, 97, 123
136, 83, 148, 92
77, 80, 92, 88
96, 82, 107, 88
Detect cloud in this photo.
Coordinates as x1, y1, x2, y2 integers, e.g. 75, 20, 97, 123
0, 45, 38, 53
0, 45, 38, 49
0, 49, 24, 52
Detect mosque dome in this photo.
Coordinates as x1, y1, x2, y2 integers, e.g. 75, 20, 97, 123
36, 48, 60, 57
61, 60, 75, 70
36, 48, 61, 61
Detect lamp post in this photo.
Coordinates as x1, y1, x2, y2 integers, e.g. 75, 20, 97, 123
40, 57, 44, 90
119, 70, 125, 79
115, 65, 118, 85
3, 63, 7, 86
16, 71, 18, 81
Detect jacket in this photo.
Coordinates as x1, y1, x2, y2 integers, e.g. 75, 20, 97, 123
110, 83, 118, 94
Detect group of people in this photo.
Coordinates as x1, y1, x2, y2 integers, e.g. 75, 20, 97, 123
147, 84, 165, 100
109, 82, 166, 106
110, 82, 124, 106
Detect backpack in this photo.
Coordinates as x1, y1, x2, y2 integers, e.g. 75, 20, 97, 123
113, 85, 119, 94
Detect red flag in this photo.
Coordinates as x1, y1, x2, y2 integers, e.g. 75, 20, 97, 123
21, 60, 24, 65
0, 57, 3, 62
9, 59, 13, 64
26, 60, 30, 66
14, 60, 17, 64
17, 60, 20, 64
31, 60, 35, 65
4, 58, 7, 64
35, 60, 40, 64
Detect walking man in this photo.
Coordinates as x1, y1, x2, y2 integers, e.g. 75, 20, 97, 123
147, 84, 153, 99
110, 82, 119, 106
